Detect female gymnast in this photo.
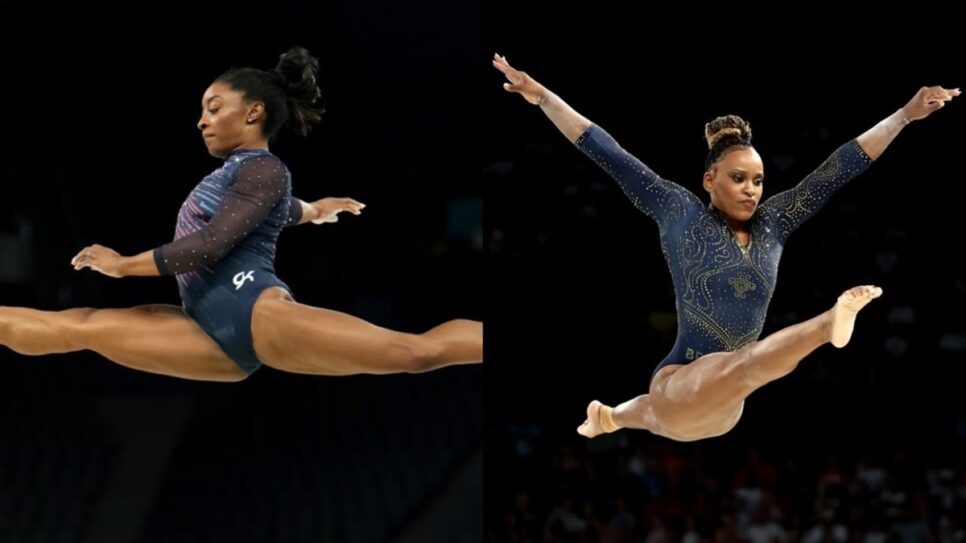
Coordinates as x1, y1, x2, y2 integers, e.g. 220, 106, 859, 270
494, 53, 957, 441
0, 47, 482, 381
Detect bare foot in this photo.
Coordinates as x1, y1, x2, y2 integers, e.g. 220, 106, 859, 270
830, 285, 883, 348
577, 400, 617, 438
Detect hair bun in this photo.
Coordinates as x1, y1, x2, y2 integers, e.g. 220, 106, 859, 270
704, 114, 752, 149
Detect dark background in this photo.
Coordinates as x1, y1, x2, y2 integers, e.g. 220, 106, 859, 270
484, 9, 965, 542
0, 2, 482, 542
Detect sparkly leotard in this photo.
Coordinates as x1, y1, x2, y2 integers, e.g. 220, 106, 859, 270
151, 148, 304, 374
576, 124, 873, 377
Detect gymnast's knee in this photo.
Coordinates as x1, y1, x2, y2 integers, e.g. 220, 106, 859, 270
25, 307, 99, 348
389, 336, 446, 373
62, 308, 104, 346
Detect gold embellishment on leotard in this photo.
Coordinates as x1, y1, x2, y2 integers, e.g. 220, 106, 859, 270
682, 304, 761, 352
580, 128, 869, 365
729, 272, 757, 299
766, 140, 872, 241
670, 205, 776, 352
578, 128, 703, 226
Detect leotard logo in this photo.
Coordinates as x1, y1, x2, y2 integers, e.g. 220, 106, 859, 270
233, 270, 255, 290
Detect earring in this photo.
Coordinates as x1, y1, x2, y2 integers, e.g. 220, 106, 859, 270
246, 118, 256, 124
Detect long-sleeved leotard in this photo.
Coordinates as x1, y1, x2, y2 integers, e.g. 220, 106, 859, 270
152, 148, 302, 374
575, 124, 873, 376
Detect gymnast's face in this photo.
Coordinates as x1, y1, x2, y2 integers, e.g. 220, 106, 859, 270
703, 146, 764, 223
197, 81, 264, 158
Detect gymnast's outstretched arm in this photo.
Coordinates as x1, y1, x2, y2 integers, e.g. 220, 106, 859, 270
491, 53, 590, 143
70, 157, 356, 278
857, 85, 959, 159
492, 53, 703, 227
757, 85, 959, 240
69, 165, 365, 277
286, 196, 365, 226
69, 156, 292, 278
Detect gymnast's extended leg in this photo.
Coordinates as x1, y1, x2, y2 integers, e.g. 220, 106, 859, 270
579, 285, 882, 440
251, 288, 483, 376
0, 305, 248, 382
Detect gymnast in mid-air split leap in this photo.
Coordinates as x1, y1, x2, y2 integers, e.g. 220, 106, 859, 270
0, 47, 482, 381
494, 52, 957, 441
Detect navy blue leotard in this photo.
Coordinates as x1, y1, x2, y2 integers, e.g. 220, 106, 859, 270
575, 124, 873, 377
152, 148, 303, 374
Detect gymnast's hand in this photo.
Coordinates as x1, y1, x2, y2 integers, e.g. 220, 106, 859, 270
309, 197, 365, 224
71, 244, 125, 278
493, 53, 548, 105
901, 85, 960, 122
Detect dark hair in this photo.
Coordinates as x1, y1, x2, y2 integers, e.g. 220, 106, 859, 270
216, 46, 324, 140
704, 114, 752, 171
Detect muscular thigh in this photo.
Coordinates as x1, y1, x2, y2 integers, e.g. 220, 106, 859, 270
80, 305, 247, 382
250, 288, 426, 376
649, 354, 747, 438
